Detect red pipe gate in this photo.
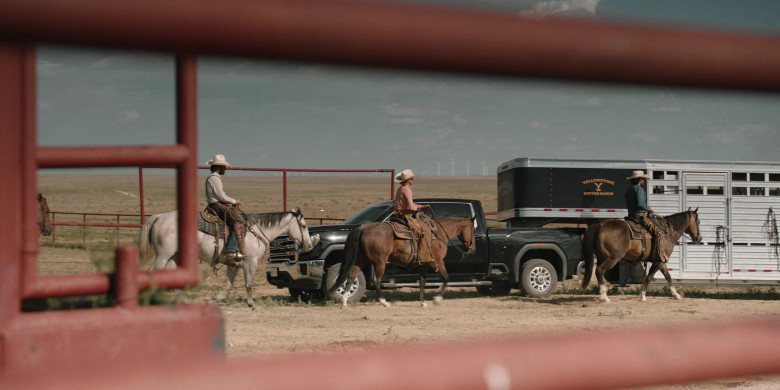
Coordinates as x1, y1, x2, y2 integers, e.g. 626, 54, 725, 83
2, 1, 780, 388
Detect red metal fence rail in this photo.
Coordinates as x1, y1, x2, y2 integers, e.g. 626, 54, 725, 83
2, 0, 780, 388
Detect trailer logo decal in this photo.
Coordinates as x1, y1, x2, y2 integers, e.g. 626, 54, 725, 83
583, 178, 615, 196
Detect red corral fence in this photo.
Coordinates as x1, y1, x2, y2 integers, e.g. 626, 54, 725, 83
2, 0, 780, 389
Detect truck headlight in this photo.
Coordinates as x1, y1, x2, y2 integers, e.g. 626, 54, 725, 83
310, 234, 320, 247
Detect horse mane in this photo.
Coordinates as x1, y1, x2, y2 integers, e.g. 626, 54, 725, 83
246, 210, 300, 228
664, 211, 691, 232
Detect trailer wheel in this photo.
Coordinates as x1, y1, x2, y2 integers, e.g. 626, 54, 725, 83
521, 259, 558, 298
323, 263, 366, 303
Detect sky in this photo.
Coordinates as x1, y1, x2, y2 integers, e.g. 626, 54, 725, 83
36, 0, 780, 177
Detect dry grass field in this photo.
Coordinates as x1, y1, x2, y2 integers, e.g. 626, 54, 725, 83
36, 173, 780, 389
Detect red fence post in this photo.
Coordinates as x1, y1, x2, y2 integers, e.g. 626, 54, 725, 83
138, 167, 145, 224
115, 246, 138, 309
283, 170, 288, 211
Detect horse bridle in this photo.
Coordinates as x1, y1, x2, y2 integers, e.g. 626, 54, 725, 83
248, 211, 307, 253
428, 209, 475, 257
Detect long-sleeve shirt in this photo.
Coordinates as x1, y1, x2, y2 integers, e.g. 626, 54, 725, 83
394, 184, 423, 212
206, 172, 237, 205
624, 184, 649, 214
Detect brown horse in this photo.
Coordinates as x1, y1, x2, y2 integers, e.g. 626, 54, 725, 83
582, 208, 702, 303
331, 216, 476, 308
37, 193, 52, 236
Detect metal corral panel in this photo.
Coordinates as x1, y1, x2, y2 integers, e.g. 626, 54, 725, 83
647, 165, 780, 283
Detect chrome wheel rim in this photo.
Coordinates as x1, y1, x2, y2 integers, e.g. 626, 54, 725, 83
337, 278, 360, 297
529, 266, 552, 292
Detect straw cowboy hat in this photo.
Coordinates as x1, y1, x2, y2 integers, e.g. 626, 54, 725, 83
395, 169, 419, 183
626, 170, 650, 180
206, 154, 231, 167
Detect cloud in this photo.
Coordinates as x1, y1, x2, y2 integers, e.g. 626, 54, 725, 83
705, 124, 771, 145
452, 114, 468, 125
523, 0, 601, 17
529, 120, 549, 129
93, 56, 119, 68
389, 117, 423, 125
382, 103, 425, 117
630, 133, 659, 143
571, 96, 604, 109
653, 107, 693, 113
585, 97, 603, 107
412, 127, 461, 149
121, 111, 141, 121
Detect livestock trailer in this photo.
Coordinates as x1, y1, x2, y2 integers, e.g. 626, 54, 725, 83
498, 157, 780, 286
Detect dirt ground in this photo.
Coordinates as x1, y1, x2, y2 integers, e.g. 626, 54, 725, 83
37, 174, 780, 389
203, 273, 780, 390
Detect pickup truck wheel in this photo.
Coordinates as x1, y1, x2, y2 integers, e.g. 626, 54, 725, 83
324, 263, 367, 304
289, 288, 324, 303
521, 259, 558, 298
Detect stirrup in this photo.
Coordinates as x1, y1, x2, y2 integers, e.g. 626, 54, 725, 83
224, 253, 244, 266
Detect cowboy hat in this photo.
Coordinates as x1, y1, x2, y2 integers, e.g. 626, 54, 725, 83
206, 154, 231, 167
626, 170, 650, 180
395, 169, 419, 182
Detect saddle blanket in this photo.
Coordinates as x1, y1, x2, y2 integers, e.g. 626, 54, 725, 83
386, 221, 413, 240
384, 214, 437, 240
623, 219, 649, 241
199, 211, 226, 237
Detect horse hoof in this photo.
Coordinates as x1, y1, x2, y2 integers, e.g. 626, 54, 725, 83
420, 302, 427, 308
433, 296, 443, 305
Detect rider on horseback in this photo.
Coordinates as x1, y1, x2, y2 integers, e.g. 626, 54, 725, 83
624, 170, 669, 263
205, 154, 247, 265
392, 169, 433, 265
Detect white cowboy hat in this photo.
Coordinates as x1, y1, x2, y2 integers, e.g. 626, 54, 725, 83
626, 170, 650, 180
395, 169, 419, 182
206, 154, 231, 167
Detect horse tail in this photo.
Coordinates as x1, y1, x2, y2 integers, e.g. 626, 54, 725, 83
329, 228, 362, 294
138, 214, 160, 260
581, 223, 600, 289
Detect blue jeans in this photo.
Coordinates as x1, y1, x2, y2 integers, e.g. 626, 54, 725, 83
209, 203, 238, 254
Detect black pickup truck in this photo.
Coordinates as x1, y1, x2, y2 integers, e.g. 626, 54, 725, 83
266, 198, 583, 303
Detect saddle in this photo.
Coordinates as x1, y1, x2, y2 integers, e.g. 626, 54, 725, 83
385, 213, 437, 240
385, 213, 437, 266
200, 206, 249, 266
623, 216, 670, 262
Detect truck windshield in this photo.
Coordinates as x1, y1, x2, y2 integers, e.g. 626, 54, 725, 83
342, 205, 391, 225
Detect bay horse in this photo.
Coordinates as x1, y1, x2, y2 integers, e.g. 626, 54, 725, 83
139, 208, 313, 309
581, 208, 702, 303
37, 193, 52, 236
331, 216, 476, 308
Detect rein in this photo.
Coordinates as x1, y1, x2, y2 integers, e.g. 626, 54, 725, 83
428, 209, 473, 258
247, 212, 307, 253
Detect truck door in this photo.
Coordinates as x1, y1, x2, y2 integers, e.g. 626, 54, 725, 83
424, 202, 489, 279
682, 172, 730, 276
